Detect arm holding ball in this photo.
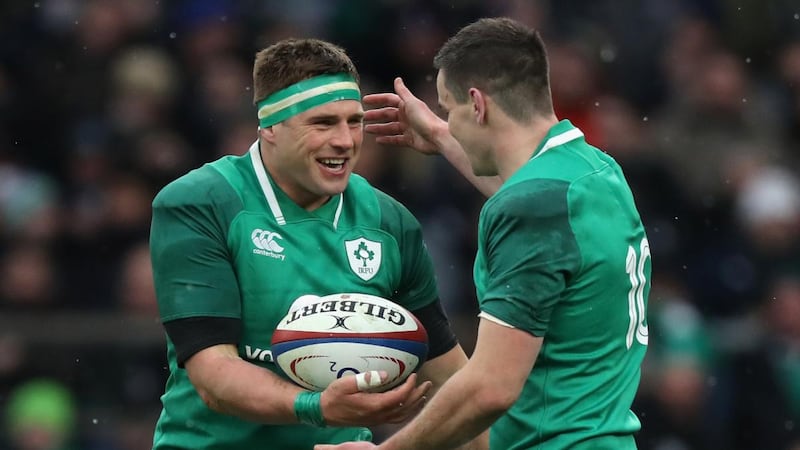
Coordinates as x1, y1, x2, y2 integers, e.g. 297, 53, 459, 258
184, 343, 431, 427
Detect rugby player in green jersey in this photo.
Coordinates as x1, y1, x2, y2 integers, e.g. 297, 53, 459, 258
319, 17, 650, 450
149, 38, 487, 449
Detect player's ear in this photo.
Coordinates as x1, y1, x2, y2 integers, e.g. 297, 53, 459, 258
469, 88, 487, 125
259, 125, 278, 144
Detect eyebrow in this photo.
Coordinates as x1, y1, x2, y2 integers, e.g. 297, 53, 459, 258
308, 111, 365, 122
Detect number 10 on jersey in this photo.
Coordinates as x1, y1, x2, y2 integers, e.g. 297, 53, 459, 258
625, 238, 650, 349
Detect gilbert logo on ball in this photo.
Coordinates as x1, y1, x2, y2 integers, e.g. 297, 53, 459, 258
271, 293, 428, 392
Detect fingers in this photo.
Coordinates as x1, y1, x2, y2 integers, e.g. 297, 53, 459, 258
364, 106, 399, 123
361, 77, 411, 104
401, 377, 432, 409
378, 374, 432, 409
382, 372, 418, 400
362, 92, 400, 109
394, 77, 414, 101
364, 122, 404, 136
320, 372, 432, 427
385, 383, 430, 424
361, 77, 414, 108
364, 121, 410, 147
355, 370, 384, 391
352, 370, 389, 393
374, 135, 409, 146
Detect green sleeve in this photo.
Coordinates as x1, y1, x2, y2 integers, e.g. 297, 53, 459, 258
150, 168, 243, 322
479, 179, 581, 336
375, 190, 439, 311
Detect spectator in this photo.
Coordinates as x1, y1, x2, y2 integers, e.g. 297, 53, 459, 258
3, 379, 78, 450
730, 271, 800, 450
634, 298, 731, 450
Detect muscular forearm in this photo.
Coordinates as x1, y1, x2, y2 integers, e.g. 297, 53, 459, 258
378, 320, 536, 450
186, 345, 302, 423
380, 365, 504, 450
403, 347, 490, 450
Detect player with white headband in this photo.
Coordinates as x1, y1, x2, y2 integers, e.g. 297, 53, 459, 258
256, 73, 362, 128
148, 37, 484, 450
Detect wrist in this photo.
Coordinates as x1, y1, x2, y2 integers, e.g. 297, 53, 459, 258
294, 391, 326, 427
428, 119, 453, 154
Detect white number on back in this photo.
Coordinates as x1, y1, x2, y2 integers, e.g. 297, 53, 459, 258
625, 238, 650, 349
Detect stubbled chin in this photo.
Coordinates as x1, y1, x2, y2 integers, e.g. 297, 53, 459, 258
316, 171, 350, 195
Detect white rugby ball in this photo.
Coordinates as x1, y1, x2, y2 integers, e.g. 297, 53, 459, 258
270, 293, 429, 392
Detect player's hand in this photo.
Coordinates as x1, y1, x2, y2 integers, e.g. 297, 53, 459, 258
363, 77, 448, 155
314, 442, 377, 450
320, 371, 431, 427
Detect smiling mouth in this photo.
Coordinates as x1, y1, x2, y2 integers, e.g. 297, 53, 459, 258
318, 158, 347, 171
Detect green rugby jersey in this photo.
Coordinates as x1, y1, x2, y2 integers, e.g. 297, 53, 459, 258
149, 142, 439, 449
475, 120, 650, 449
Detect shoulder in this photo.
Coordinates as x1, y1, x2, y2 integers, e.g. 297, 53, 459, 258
375, 188, 422, 234
349, 174, 422, 231
153, 159, 238, 209
484, 178, 572, 221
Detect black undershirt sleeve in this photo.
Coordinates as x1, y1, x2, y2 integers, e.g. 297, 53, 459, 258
164, 302, 456, 367
163, 317, 241, 367
411, 300, 459, 360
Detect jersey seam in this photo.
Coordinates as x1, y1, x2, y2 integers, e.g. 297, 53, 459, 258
566, 162, 612, 278
207, 162, 243, 261
537, 338, 550, 446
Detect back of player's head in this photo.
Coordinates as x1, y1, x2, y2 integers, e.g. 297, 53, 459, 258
433, 17, 554, 122
252, 38, 360, 104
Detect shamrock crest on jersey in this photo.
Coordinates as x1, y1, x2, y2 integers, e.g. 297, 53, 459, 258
345, 237, 382, 281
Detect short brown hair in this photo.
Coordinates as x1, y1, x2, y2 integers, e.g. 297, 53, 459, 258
252, 38, 359, 103
433, 17, 553, 122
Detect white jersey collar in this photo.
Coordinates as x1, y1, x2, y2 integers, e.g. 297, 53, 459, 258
531, 126, 584, 161
248, 141, 344, 229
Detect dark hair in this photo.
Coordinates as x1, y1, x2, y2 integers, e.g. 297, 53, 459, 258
433, 17, 553, 121
253, 38, 359, 103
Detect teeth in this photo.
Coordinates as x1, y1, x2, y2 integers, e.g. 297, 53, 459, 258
320, 158, 345, 165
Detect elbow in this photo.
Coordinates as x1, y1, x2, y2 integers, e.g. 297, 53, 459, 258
195, 386, 225, 413
184, 345, 244, 415
472, 383, 518, 416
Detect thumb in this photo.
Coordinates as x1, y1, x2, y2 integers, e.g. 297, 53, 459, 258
394, 77, 415, 101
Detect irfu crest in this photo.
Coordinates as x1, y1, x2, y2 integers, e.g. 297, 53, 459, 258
345, 238, 382, 281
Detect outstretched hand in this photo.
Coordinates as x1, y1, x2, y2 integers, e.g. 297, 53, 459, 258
363, 77, 448, 155
320, 371, 431, 427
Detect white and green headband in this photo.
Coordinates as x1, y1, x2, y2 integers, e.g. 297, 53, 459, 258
256, 73, 360, 128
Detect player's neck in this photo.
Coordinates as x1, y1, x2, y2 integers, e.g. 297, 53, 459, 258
493, 114, 558, 180
263, 163, 332, 211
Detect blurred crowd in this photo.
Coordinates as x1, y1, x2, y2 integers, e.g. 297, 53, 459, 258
0, 0, 799, 449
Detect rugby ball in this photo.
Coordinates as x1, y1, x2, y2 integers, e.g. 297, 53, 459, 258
271, 293, 428, 392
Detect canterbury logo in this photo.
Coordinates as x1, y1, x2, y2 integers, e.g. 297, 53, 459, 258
251, 229, 286, 260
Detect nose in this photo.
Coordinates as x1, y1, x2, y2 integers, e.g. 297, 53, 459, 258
329, 122, 357, 150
